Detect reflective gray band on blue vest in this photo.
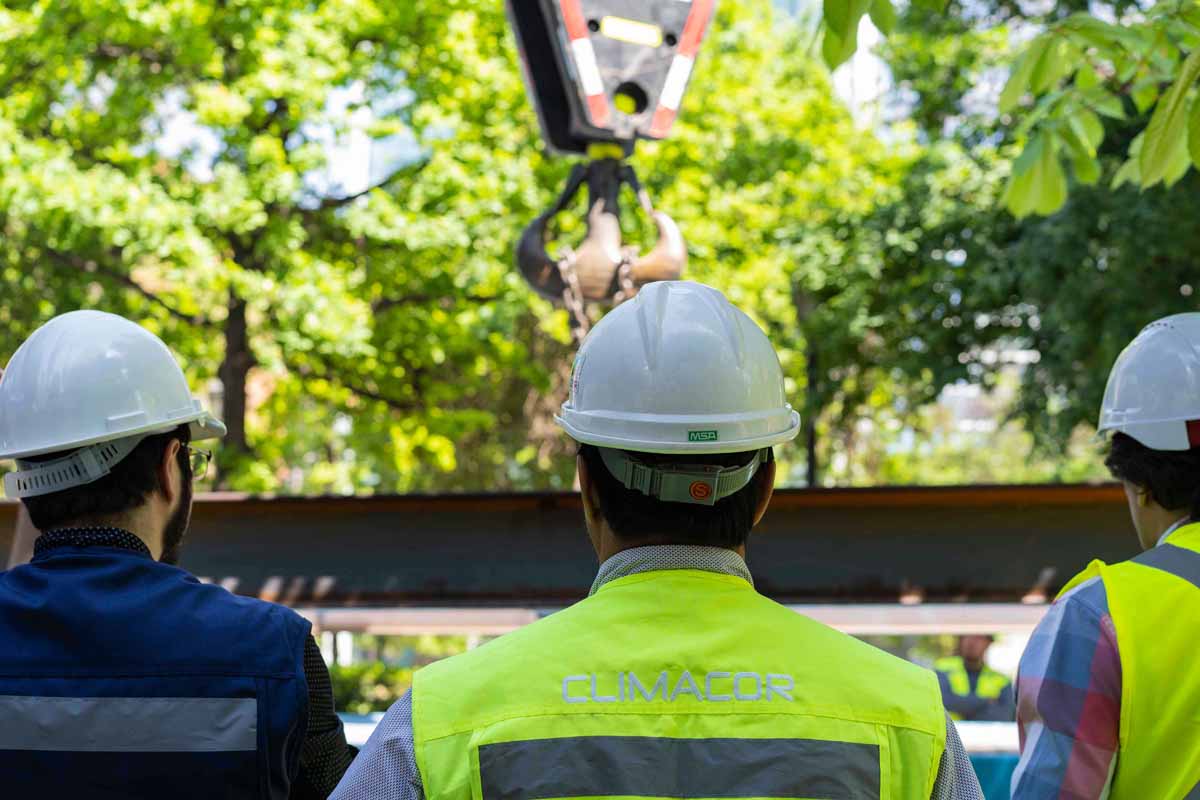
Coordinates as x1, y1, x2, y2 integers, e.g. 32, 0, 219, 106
478, 735, 880, 800
1132, 544, 1200, 592
0, 696, 258, 752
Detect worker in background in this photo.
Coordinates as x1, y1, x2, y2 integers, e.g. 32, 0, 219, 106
934, 635, 1014, 722
1011, 313, 1200, 798
332, 281, 983, 800
0, 311, 355, 799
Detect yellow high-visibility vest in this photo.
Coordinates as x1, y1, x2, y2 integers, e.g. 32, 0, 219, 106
934, 656, 1011, 721
413, 568, 947, 800
1056, 523, 1200, 798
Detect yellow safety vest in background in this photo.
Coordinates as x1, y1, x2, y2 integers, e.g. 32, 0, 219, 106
1057, 523, 1200, 798
413, 569, 946, 800
934, 656, 1011, 721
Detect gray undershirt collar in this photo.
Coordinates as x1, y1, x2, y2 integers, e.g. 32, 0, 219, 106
1157, 516, 1194, 547
589, 544, 753, 596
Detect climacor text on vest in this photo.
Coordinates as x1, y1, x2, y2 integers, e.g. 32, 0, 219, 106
563, 671, 795, 703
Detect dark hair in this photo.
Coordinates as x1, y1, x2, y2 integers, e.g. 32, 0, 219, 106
21, 425, 192, 531
578, 444, 774, 548
1106, 432, 1200, 518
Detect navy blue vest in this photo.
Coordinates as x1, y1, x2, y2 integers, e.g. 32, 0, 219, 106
0, 545, 311, 798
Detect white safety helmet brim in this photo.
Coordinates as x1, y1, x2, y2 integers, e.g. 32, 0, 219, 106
1096, 419, 1196, 451
1, 408, 226, 461
557, 409, 801, 455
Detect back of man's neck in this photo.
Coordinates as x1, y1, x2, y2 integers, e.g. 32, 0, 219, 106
604, 539, 746, 562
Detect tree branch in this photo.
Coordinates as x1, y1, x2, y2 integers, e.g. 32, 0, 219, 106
371, 293, 499, 313
44, 247, 210, 327
285, 348, 427, 413
94, 42, 173, 65
314, 156, 431, 211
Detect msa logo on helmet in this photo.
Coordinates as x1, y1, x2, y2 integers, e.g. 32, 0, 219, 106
687, 430, 718, 442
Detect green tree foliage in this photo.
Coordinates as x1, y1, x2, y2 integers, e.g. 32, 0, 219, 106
820, 0, 1200, 215
828, 0, 1200, 458
0, 0, 575, 492
330, 661, 414, 715
328, 634, 472, 713
0, 0, 906, 490
1000, 2, 1200, 215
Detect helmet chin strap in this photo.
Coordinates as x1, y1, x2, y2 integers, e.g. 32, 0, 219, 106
5, 434, 148, 499
597, 447, 767, 506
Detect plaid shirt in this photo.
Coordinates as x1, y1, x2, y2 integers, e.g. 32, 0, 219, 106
1011, 574, 1120, 798
1010, 518, 1195, 798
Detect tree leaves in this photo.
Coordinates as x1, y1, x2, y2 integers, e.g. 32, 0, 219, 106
822, 25, 857, 70
1112, 133, 1143, 189
820, 0, 1200, 212
1003, 132, 1067, 218
1, 0, 924, 490
1140, 48, 1200, 186
823, 0, 862, 41
1062, 109, 1104, 185
999, 39, 1045, 114
1030, 37, 1075, 94
868, 0, 897, 37
1069, 109, 1104, 154
998, 35, 1081, 114
821, 0, 872, 68
994, 10, 1200, 214
1190, 94, 1200, 168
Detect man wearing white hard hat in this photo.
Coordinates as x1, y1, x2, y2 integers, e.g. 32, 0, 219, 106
0, 311, 353, 799
332, 282, 982, 800
1011, 313, 1200, 798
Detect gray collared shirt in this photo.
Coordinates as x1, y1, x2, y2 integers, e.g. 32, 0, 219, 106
590, 544, 753, 595
331, 545, 982, 800
1157, 516, 1193, 547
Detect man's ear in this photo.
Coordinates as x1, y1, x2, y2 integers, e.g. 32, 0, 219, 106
577, 454, 600, 526
751, 458, 776, 527
158, 438, 184, 506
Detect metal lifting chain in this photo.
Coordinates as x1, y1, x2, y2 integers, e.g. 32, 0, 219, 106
610, 257, 636, 306
557, 250, 592, 344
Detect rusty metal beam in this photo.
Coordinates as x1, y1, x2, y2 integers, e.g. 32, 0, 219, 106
296, 603, 1049, 636
1, 483, 1136, 606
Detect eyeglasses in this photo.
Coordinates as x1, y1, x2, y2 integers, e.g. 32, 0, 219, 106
185, 446, 213, 479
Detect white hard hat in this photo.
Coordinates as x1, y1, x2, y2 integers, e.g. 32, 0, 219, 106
1, 310, 225, 497
1098, 312, 1200, 451
557, 281, 801, 455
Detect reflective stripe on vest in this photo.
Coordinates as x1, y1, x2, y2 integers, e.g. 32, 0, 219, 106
478, 735, 880, 800
1059, 524, 1200, 799
0, 696, 257, 752
0, 548, 310, 799
413, 569, 946, 800
1131, 543, 1200, 590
